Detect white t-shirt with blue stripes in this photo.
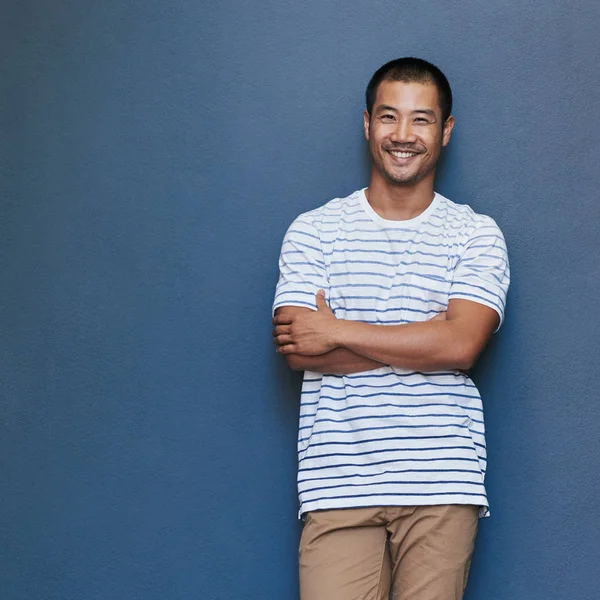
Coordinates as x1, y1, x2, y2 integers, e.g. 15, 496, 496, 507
273, 188, 510, 518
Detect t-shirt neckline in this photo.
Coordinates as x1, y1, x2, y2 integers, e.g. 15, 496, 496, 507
358, 188, 441, 228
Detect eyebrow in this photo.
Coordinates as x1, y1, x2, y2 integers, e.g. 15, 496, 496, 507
374, 105, 437, 118
374, 105, 398, 113
413, 109, 436, 117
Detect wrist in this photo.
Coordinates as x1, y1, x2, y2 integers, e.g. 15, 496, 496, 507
331, 318, 352, 349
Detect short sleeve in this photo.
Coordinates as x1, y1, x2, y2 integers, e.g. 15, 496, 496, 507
272, 217, 329, 315
449, 217, 510, 331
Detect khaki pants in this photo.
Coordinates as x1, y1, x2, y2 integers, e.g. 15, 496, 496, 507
299, 505, 479, 600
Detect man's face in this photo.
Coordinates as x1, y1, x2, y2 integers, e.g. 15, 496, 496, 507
364, 80, 454, 186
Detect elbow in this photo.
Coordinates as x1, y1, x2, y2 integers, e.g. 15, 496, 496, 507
456, 355, 476, 371
454, 343, 480, 371
285, 354, 306, 371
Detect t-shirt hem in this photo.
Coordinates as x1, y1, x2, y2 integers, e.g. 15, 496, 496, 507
299, 496, 490, 520
448, 293, 504, 333
272, 300, 316, 317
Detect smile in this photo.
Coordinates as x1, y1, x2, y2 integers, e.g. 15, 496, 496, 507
389, 150, 418, 159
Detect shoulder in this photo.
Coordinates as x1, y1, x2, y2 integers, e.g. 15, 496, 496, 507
288, 189, 363, 232
435, 193, 506, 242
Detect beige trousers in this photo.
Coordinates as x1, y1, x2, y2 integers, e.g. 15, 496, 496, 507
299, 505, 479, 600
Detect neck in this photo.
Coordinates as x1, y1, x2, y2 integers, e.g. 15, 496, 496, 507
365, 170, 436, 221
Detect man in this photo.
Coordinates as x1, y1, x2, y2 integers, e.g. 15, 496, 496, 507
272, 57, 510, 600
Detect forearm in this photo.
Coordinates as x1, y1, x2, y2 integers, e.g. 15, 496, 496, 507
334, 319, 477, 372
286, 348, 385, 374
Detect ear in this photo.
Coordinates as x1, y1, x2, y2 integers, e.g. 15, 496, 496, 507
363, 110, 371, 141
442, 115, 455, 147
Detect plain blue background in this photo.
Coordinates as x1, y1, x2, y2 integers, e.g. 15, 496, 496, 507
1, 1, 599, 598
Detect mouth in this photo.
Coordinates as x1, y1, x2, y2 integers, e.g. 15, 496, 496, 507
386, 149, 420, 163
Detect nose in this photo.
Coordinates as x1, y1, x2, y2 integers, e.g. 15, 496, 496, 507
390, 117, 417, 143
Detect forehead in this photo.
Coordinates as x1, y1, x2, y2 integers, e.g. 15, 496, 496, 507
373, 80, 441, 115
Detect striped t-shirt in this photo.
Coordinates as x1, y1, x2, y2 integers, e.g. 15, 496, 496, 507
273, 188, 510, 518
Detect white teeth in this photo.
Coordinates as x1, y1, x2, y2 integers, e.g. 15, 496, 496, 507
390, 151, 417, 158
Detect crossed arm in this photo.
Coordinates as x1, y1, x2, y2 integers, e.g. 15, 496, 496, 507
273, 291, 499, 374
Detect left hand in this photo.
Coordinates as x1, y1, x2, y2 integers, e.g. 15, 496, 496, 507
273, 290, 339, 355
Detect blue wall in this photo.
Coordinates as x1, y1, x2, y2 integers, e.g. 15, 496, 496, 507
2, 1, 599, 598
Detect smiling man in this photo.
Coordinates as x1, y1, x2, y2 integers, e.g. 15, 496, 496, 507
272, 58, 510, 600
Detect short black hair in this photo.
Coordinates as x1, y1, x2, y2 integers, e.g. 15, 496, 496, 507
365, 57, 453, 123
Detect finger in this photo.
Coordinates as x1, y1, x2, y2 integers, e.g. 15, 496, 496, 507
273, 325, 292, 337
275, 334, 294, 346
278, 343, 298, 354
273, 314, 293, 326
315, 289, 329, 311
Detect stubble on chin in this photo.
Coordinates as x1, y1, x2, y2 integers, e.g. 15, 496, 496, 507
375, 155, 424, 186
372, 147, 439, 186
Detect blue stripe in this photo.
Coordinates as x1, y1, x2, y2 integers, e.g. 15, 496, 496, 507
302, 375, 466, 390
304, 379, 477, 393
324, 247, 458, 258
458, 268, 505, 284
322, 236, 457, 249
301, 479, 484, 495
280, 272, 323, 280
298, 455, 480, 473
298, 417, 472, 433
283, 260, 325, 268
342, 370, 464, 380
299, 432, 472, 448
329, 251, 460, 265
298, 425, 472, 448
464, 241, 506, 253
467, 251, 508, 263
401, 271, 449, 283
316, 390, 480, 402
303, 409, 484, 427
331, 294, 447, 307
319, 218, 373, 226
280, 250, 325, 264
298, 420, 485, 438
299, 400, 466, 412
298, 467, 482, 484
299, 445, 476, 462
299, 401, 481, 416
299, 402, 480, 419
450, 279, 504, 297
353, 318, 410, 324
466, 234, 504, 245
284, 239, 321, 253
321, 230, 457, 243
298, 397, 483, 412
303, 491, 487, 501
288, 229, 320, 241
453, 284, 506, 306
337, 306, 441, 316
389, 282, 449, 295
320, 226, 412, 233
275, 289, 315, 298
334, 274, 449, 288
334, 282, 398, 291
330, 262, 451, 276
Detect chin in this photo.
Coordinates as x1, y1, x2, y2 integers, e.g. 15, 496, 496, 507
385, 170, 422, 185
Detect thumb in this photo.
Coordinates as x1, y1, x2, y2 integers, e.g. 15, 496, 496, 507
315, 289, 329, 311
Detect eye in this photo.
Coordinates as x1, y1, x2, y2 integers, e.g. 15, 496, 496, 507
380, 114, 395, 121
414, 117, 429, 124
